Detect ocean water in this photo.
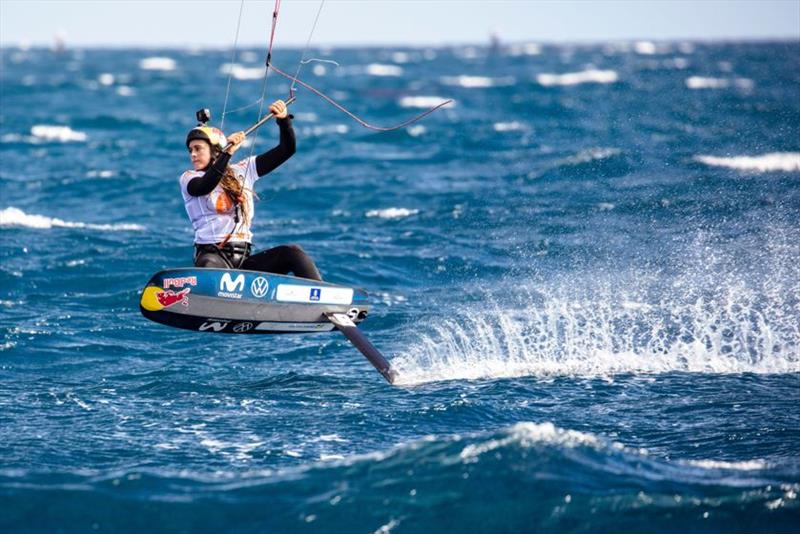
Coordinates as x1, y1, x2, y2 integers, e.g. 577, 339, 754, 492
1, 40, 799, 531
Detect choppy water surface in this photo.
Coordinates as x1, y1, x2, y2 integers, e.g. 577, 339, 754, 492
1, 40, 799, 531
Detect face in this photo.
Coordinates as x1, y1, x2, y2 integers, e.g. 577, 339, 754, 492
188, 140, 212, 170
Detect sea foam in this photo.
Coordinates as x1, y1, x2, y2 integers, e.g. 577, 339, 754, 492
139, 57, 176, 71
30, 125, 87, 142
365, 208, 419, 220
536, 69, 618, 87
694, 152, 800, 172
0, 207, 144, 232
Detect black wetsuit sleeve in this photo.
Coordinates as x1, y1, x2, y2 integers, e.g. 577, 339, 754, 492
186, 152, 232, 197
255, 116, 296, 177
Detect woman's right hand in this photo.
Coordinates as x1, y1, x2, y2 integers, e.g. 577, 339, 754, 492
225, 131, 246, 155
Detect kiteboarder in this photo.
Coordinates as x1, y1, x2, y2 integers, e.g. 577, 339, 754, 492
180, 99, 322, 281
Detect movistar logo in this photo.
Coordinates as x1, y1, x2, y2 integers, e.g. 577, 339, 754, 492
220, 272, 245, 293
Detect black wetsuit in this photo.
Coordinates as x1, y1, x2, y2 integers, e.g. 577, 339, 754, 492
188, 117, 322, 281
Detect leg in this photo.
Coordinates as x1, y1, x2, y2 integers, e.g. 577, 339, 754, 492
194, 250, 230, 268
242, 244, 322, 280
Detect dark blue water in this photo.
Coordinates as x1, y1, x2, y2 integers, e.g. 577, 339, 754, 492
1, 41, 799, 531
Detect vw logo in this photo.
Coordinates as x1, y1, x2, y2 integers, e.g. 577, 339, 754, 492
233, 322, 254, 333
250, 276, 269, 298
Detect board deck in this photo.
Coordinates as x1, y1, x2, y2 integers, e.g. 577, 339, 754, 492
140, 268, 369, 334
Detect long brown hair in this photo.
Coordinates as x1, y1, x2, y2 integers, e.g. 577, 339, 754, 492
214, 150, 250, 227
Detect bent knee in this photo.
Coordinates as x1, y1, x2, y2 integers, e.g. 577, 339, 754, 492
284, 244, 306, 255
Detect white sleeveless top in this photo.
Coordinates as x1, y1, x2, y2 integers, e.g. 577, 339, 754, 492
179, 156, 259, 244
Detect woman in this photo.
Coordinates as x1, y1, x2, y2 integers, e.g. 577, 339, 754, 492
180, 99, 322, 280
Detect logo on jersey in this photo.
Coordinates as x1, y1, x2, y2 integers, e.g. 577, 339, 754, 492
250, 277, 269, 298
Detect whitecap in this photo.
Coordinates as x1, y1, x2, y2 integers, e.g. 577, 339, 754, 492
366, 208, 419, 220
406, 125, 426, 137
86, 170, 115, 178
685, 76, 754, 90
365, 63, 403, 77
219, 63, 265, 80
398, 96, 454, 109
686, 459, 768, 471
138, 56, 176, 71
536, 69, 618, 87
634, 41, 658, 55
693, 152, 800, 172
30, 125, 87, 142
98, 73, 114, 86
493, 121, 525, 132
0, 207, 144, 231
440, 75, 515, 88
116, 86, 135, 97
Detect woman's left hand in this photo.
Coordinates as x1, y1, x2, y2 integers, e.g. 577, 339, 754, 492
269, 100, 288, 119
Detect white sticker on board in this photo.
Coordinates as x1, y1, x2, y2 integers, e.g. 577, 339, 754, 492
255, 321, 335, 332
275, 285, 353, 305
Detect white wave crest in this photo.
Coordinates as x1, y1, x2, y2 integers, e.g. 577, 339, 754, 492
685, 459, 768, 471
460, 422, 602, 462
694, 153, 800, 172
440, 75, 515, 88
365, 64, 403, 77
219, 63, 265, 80
398, 96, 454, 109
139, 57, 176, 71
493, 121, 526, 132
0, 207, 144, 232
30, 125, 87, 142
685, 76, 754, 90
366, 208, 419, 220
634, 41, 658, 55
536, 69, 618, 87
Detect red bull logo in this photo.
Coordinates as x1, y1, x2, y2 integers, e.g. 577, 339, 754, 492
156, 288, 191, 307
140, 286, 190, 311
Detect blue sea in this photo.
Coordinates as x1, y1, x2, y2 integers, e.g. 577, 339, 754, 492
1, 40, 799, 531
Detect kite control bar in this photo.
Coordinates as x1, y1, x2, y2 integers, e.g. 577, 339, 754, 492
222, 96, 296, 151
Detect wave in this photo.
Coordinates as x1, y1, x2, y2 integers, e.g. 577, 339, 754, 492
693, 152, 800, 172
1, 422, 794, 531
0, 207, 144, 232
493, 121, 526, 132
685, 76, 754, 90
536, 69, 618, 87
138, 57, 176, 71
398, 96, 455, 109
440, 75, 515, 88
365, 64, 403, 77
365, 208, 419, 220
20, 125, 87, 143
219, 63, 266, 80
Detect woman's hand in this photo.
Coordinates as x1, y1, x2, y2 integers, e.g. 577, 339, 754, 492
269, 100, 288, 119
225, 131, 246, 155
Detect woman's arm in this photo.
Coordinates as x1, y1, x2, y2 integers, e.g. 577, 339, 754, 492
186, 152, 231, 197
255, 116, 296, 177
